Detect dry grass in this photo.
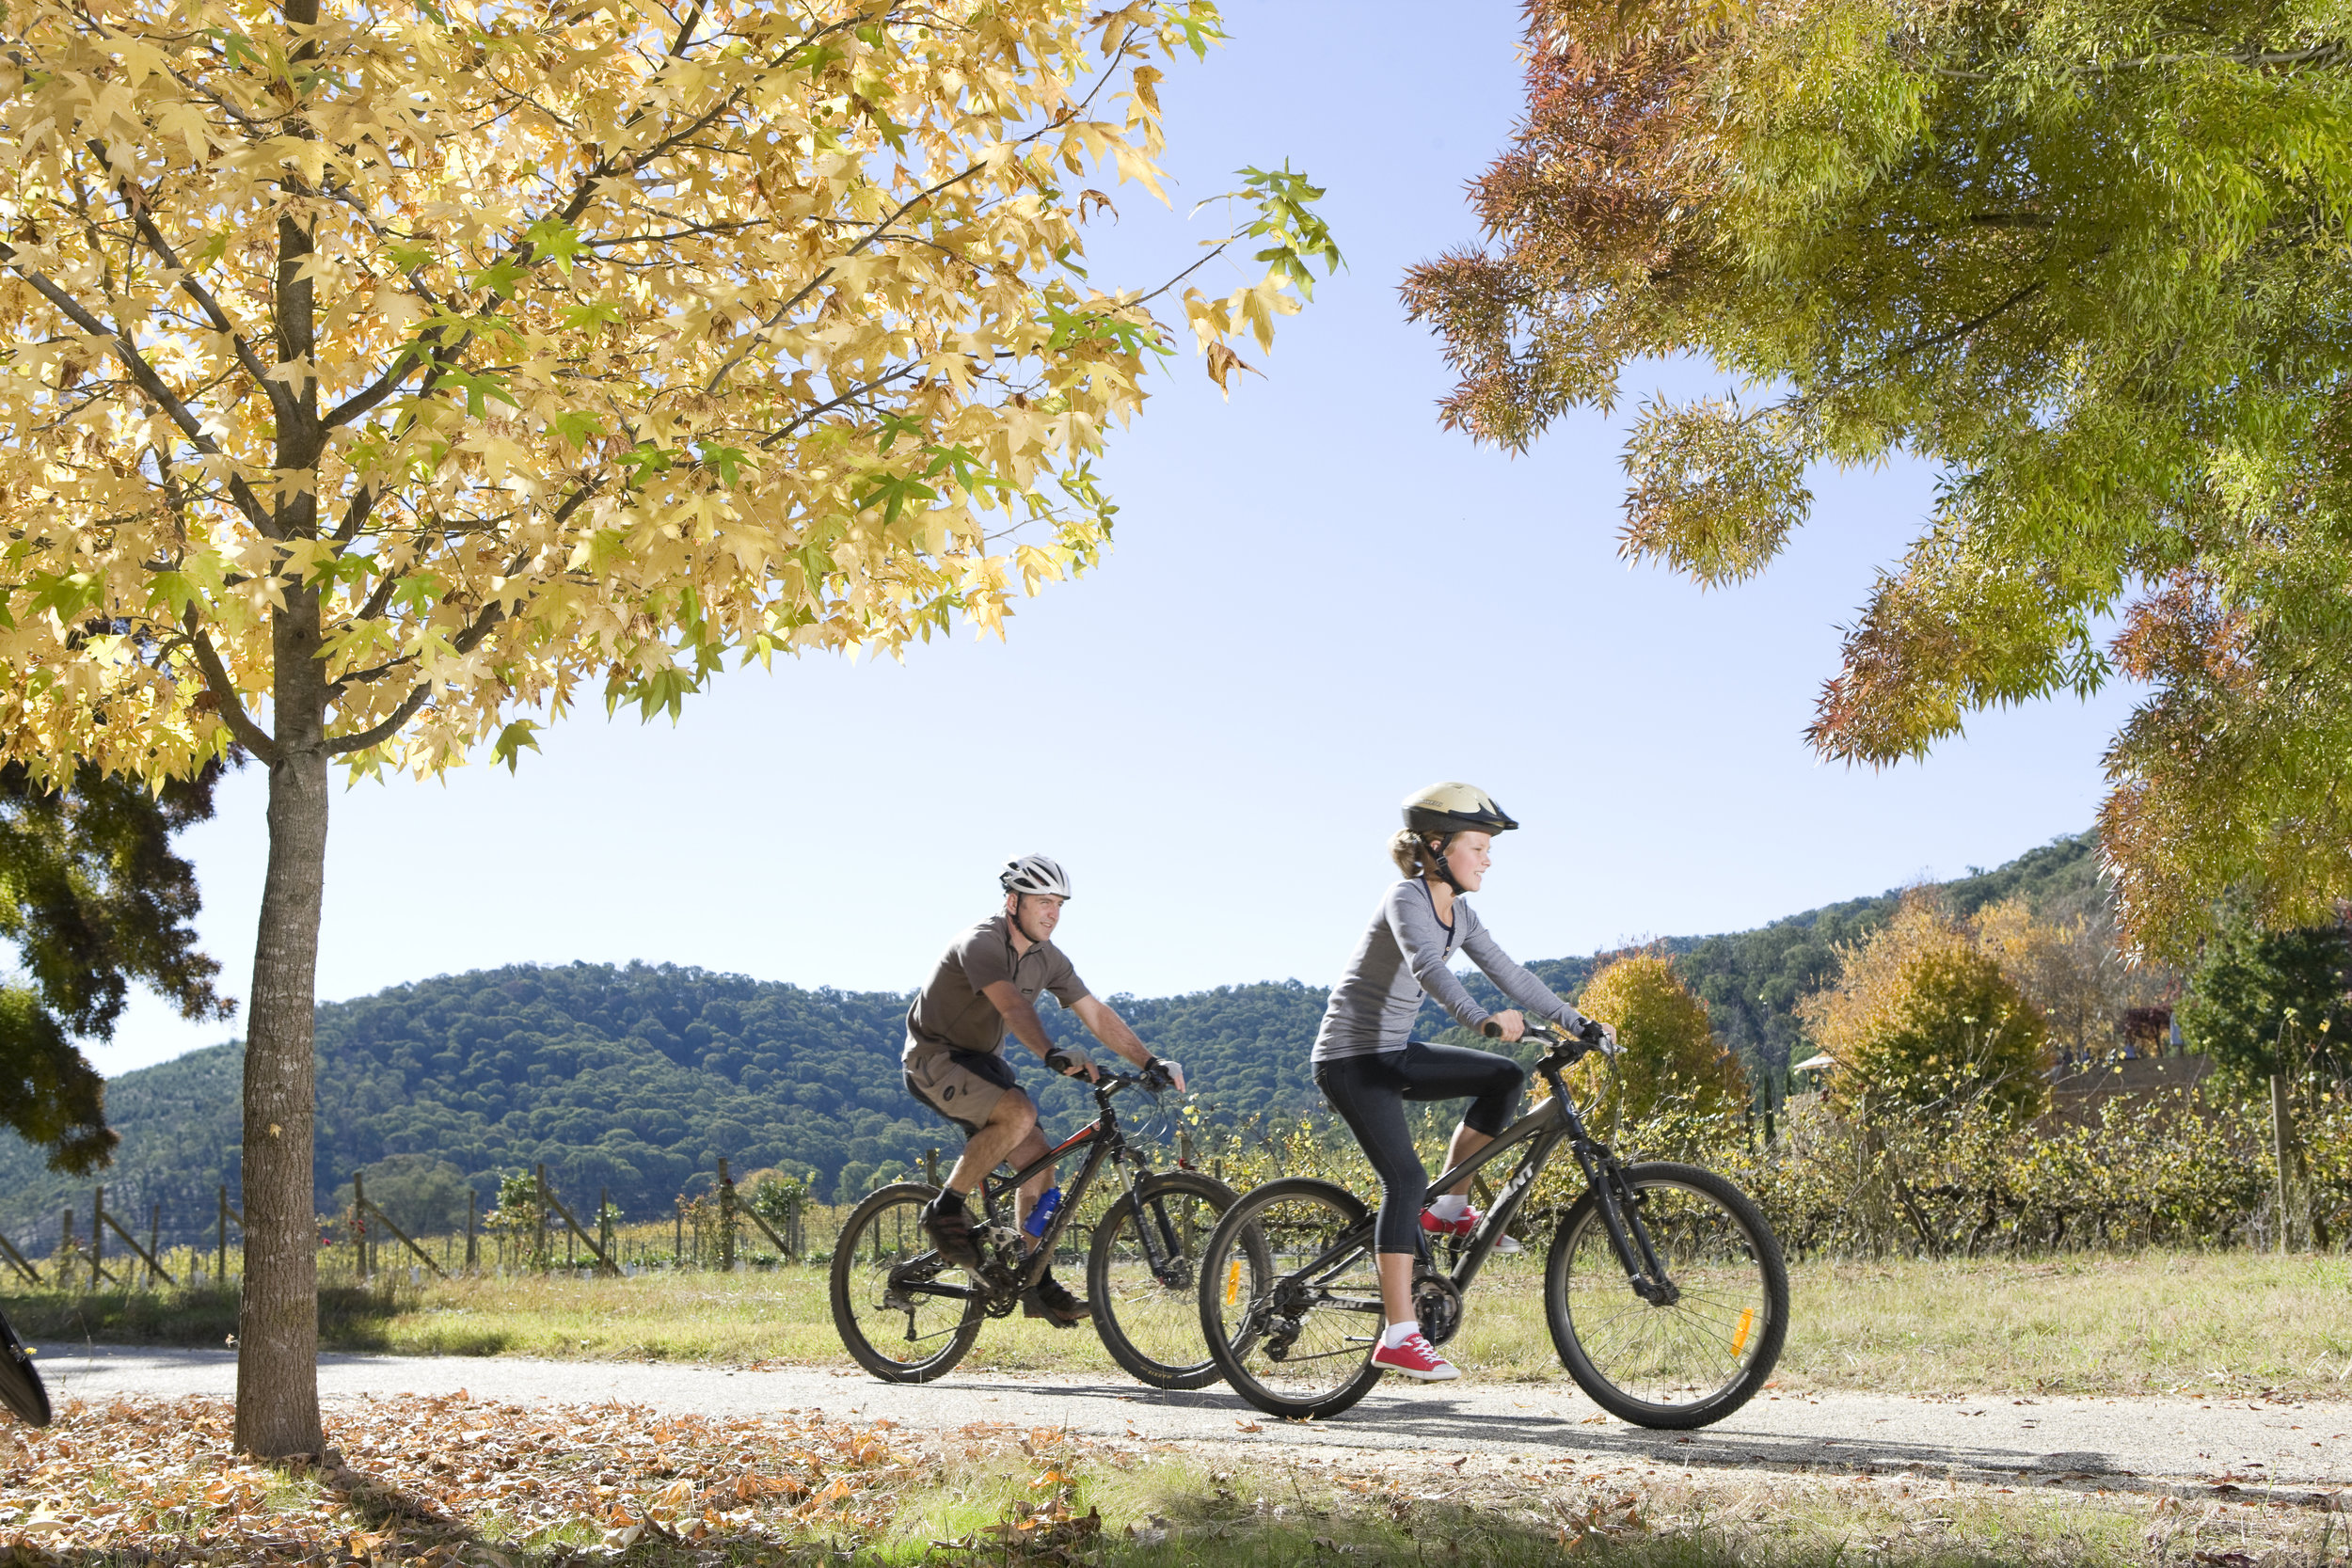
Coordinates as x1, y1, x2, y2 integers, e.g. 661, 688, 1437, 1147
5, 1390, 2349, 1568
1445, 1249, 2352, 1400
9, 1249, 2352, 1400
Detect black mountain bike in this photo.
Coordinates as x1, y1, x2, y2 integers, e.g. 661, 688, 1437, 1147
1198, 1022, 1788, 1427
832, 1069, 1241, 1389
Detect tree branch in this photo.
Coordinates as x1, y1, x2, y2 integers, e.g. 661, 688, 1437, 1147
756, 363, 922, 449
180, 610, 278, 763
325, 484, 599, 756
0, 245, 281, 537
85, 138, 287, 421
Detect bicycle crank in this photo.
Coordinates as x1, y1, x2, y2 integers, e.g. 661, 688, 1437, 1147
1411, 1269, 1465, 1347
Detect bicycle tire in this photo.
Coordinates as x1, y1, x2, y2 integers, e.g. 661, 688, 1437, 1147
0, 1307, 49, 1427
1088, 1171, 1243, 1390
1198, 1177, 1386, 1421
830, 1181, 987, 1384
1545, 1161, 1788, 1429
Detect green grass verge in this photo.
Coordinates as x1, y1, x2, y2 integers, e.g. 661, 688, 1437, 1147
10, 1249, 2352, 1400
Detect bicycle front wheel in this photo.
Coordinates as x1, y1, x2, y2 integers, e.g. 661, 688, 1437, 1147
1089, 1171, 1241, 1390
1199, 1178, 1385, 1421
1545, 1161, 1788, 1429
830, 1182, 986, 1384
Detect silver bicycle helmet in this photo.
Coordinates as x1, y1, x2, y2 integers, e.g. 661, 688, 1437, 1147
999, 854, 1073, 899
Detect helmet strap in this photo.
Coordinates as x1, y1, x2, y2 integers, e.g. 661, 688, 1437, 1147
1424, 833, 1467, 894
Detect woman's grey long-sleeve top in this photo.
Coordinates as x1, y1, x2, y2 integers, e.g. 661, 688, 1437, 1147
1311, 879, 1589, 1063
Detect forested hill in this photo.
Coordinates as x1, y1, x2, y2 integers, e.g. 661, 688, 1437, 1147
0, 833, 2100, 1251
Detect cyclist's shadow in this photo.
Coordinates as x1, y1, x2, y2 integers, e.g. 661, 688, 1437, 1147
1009, 1380, 2129, 1485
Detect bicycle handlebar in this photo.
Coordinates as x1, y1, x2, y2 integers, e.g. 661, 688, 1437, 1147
1479, 1016, 1610, 1071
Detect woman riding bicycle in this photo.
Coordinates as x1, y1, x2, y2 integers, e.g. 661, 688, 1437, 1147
1313, 783, 1614, 1384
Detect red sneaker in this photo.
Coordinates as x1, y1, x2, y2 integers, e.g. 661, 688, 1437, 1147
1371, 1331, 1461, 1382
1421, 1205, 1479, 1237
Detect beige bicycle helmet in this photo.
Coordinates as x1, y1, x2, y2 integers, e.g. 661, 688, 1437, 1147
1402, 782, 1518, 838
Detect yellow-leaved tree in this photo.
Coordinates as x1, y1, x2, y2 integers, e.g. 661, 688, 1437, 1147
1569, 951, 1748, 1125
1970, 895, 2163, 1064
0, 0, 1335, 1453
1800, 895, 2051, 1126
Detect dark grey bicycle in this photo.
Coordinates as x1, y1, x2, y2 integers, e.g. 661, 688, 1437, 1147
832, 1068, 1242, 1388
1197, 1021, 1788, 1426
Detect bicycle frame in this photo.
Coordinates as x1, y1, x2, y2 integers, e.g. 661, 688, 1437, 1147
900, 1073, 1177, 1304
1264, 1031, 1682, 1323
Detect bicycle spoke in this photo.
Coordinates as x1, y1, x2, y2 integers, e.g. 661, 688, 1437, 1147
1206, 1186, 1380, 1412
835, 1188, 983, 1378
1556, 1174, 1778, 1413
1094, 1183, 1219, 1379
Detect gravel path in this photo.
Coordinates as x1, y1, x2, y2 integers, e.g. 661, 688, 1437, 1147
32, 1343, 2352, 1500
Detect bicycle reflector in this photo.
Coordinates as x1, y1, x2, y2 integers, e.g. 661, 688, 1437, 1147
1732, 1307, 1756, 1357
1225, 1259, 1241, 1307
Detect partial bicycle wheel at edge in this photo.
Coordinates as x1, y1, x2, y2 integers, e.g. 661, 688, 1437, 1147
1088, 1170, 1246, 1390
1545, 1161, 1788, 1430
1198, 1177, 1386, 1421
831, 1181, 986, 1384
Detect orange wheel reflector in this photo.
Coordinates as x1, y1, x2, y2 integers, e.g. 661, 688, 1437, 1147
1732, 1307, 1756, 1357
1224, 1259, 1241, 1307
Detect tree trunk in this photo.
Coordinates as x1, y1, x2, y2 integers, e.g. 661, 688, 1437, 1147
232, 590, 329, 1458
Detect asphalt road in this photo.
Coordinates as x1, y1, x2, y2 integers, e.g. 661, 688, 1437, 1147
31, 1343, 2352, 1500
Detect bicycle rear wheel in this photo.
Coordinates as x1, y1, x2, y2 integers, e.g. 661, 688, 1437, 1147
1545, 1161, 1787, 1429
1089, 1171, 1243, 1389
830, 1182, 987, 1383
1199, 1178, 1385, 1421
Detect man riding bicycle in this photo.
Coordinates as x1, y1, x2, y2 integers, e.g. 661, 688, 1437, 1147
1314, 784, 1615, 1385
904, 855, 1184, 1326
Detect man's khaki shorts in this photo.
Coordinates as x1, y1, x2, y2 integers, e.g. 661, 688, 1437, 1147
904, 1047, 1023, 1135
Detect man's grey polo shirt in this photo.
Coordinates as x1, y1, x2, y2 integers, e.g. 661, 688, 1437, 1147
903, 914, 1090, 1061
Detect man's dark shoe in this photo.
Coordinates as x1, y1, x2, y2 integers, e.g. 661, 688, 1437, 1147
1022, 1274, 1091, 1327
921, 1194, 981, 1268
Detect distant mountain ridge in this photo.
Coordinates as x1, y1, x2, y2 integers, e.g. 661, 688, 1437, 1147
0, 833, 2101, 1252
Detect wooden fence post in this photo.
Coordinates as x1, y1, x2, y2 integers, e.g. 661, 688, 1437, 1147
91, 1196, 175, 1287
61, 1209, 73, 1291
355, 1171, 371, 1280
0, 1228, 40, 1285
90, 1188, 105, 1287
350, 1189, 447, 1280
599, 1188, 612, 1271
535, 1165, 550, 1272
148, 1203, 162, 1287
2271, 1073, 2294, 1254
674, 1202, 684, 1268
466, 1189, 479, 1272
925, 1148, 938, 1187
717, 1159, 737, 1271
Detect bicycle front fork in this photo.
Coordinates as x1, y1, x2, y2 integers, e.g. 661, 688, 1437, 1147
1594, 1164, 1679, 1306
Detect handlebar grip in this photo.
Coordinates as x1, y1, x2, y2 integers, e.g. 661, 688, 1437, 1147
1481, 1020, 1504, 1039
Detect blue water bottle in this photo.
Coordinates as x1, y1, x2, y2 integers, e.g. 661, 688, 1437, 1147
1024, 1186, 1064, 1239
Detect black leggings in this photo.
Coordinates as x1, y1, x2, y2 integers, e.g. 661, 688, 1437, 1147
1314, 1041, 1526, 1255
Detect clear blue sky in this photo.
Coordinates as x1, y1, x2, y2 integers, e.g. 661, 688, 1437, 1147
96, 0, 2138, 1072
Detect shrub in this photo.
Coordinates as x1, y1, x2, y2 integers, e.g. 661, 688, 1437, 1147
1569, 953, 1749, 1124
1740, 1093, 2280, 1259
1803, 892, 2051, 1126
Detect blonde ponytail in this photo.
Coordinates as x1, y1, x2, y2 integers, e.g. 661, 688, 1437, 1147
1390, 830, 1447, 879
